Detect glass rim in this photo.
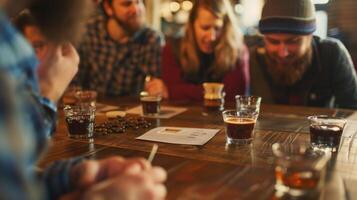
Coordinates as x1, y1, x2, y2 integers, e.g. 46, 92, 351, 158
140, 95, 162, 101
64, 104, 96, 110
222, 109, 259, 116
307, 115, 346, 123
235, 95, 262, 103
222, 109, 237, 114
272, 143, 327, 158
202, 82, 224, 87
271, 143, 330, 171
75, 90, 97, 97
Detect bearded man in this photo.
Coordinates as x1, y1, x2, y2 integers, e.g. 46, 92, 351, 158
76, 0, 164, 97
250, 0, 357, 109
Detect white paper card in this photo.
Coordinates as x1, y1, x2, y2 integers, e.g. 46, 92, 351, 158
137, 127, 220, 145
344, 120, 357, 138
344, 112, 357, 138
126, 105, 187, 119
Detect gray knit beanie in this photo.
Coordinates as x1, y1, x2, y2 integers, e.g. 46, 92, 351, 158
259, 0, 316, 35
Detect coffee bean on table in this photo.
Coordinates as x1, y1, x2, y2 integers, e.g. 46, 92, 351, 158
94, 116, 151, 135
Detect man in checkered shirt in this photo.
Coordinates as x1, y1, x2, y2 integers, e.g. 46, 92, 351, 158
76, 0, 164, 97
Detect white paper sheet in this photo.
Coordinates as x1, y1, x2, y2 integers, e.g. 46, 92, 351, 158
343, 112, 357, 138
343, 120, 357, 138
126, 105, 187, 119
136, 127, 220, 145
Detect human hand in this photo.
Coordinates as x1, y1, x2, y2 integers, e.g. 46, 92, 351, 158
71, 157, 156, 189
145, 78, 169, 99
37, 43, 79, 103
67, 157, 167, 200
81, 168, 167, 200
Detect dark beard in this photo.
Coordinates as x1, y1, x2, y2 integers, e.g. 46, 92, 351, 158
113, 14, 144, 36
29, 0, 94, 44
264, 48, 313, 86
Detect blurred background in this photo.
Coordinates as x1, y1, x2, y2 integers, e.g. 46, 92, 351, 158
141, 0, 357, 67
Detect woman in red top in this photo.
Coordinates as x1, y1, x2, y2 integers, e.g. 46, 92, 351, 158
157, 0, 249, 102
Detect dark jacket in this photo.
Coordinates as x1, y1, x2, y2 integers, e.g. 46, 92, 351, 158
250, 36, 357, 109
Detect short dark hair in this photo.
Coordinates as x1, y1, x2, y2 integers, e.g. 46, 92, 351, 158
13, 11, 38, 33
28, 0, 94, 44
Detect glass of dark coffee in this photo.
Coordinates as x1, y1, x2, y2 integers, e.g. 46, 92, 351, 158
202, 83, 225, 116
222, 109, 258, 145
308, 115, 346, 152
64, 105, 96, 138
140, 94, 162, 116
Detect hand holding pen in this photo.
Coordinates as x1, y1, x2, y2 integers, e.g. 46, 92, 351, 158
144, 75, 169, 99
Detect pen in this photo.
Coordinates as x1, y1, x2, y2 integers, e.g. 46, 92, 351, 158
148, 144, 158, 163
164, 128, 181, 132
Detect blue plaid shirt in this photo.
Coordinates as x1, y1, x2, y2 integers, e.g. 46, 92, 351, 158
0, 10, 81, 199
76, 11, 163, 96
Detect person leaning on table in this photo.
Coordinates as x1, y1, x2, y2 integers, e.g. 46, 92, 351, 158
75, 0, 166, 98
0, 0, 166, 199
156, 0, 250, 102
249, 0, 357, 109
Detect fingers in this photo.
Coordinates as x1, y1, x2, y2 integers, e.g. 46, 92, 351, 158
61, 43, 79, 65
40, 43, 78, 64
105, 157, 151, 177
149, 166, 167, 183
145, 78, 169, 99
114, 161, 166, 183
71, 160, 100, 189
71, 156, 167, 198
123, 171, 167, 200
120, 157, 151, 171
146, 183, 167, 200
90, 157, 150, 181
82, 171, 167, 200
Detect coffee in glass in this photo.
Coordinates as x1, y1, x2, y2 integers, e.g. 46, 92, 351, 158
202, 83, 224, 115
64, 105, 96, 138
141, 95, 162, 116
308, 115, 346, 152
222, 110, 258, 145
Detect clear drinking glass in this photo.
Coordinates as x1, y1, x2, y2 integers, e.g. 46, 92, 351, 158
202, 82, 225, 116
308, 115, 346, 152
272, 143, 329, 197
75, 90, 97, 107
61, 86, 82, 106
140, 93, 162, 116
222, 109, 258, 145
64, 105, 96, 139
235, 95, 262, 113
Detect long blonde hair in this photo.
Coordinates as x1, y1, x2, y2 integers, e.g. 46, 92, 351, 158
179, 0, 244, 77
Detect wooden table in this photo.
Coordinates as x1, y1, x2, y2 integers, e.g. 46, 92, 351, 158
39, 99, 357, 200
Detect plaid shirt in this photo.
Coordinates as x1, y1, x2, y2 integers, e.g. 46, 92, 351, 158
0, 10, 81, 199
76, 11, 163, 96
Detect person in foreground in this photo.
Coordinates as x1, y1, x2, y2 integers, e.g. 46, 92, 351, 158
250, 0, 357, 109
14, 11, 49, 62
159, 0, 249, 102
0, 0, 166, 199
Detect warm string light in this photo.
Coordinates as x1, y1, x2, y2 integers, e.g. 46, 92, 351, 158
313, 0, 330, 4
